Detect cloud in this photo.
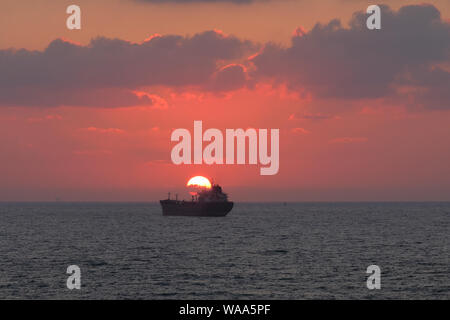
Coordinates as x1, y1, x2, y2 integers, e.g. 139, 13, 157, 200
0, 31, 256, 107
0, 87, 158, 108
2, 5, 449, 111
250, 4, 450, 109
27, 114, 62, 123
289, 112, 338, 121
291, 127, 310, 134
210, 64, 248, 92
395, 65, 450, 110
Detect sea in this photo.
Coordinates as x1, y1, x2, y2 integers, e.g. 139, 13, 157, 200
0, 202, 448, 299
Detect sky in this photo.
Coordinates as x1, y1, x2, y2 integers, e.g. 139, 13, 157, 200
0, 0, 450, 201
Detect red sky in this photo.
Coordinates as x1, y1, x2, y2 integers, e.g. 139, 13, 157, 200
1, 0, 450, 201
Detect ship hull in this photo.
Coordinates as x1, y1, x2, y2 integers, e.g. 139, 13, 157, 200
160, 200, 233, 217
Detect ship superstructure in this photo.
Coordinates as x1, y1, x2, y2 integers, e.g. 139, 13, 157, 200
160, 183, 233, 217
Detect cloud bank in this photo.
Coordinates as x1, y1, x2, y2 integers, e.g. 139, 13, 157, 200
1, 4, 449, 110
251, 4, 450, 109
0, 31, 256, 107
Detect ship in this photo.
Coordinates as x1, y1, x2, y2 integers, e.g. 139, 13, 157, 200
160, 183, 233, 217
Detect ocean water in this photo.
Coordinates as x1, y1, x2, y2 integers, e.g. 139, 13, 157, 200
0, 202, 448, 299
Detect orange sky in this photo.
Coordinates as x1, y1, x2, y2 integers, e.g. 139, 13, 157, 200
2, 0, 450, 50
1, 0, 450, 201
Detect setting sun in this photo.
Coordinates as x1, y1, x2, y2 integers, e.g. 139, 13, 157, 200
187, 176, 212, 189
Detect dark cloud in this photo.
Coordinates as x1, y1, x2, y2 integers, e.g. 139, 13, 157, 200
210, 64, 247, 92
0, 31, 256, 107
394, 65, 450, 110
1, 4, 449, 110
251, 4, 450, 109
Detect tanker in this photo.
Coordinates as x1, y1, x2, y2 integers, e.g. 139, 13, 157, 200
160, 184, 233, 217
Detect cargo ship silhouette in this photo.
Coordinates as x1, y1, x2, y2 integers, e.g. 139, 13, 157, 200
160, 182, 233, 217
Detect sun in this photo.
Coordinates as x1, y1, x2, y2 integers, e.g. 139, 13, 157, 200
187, 176, 212, 189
